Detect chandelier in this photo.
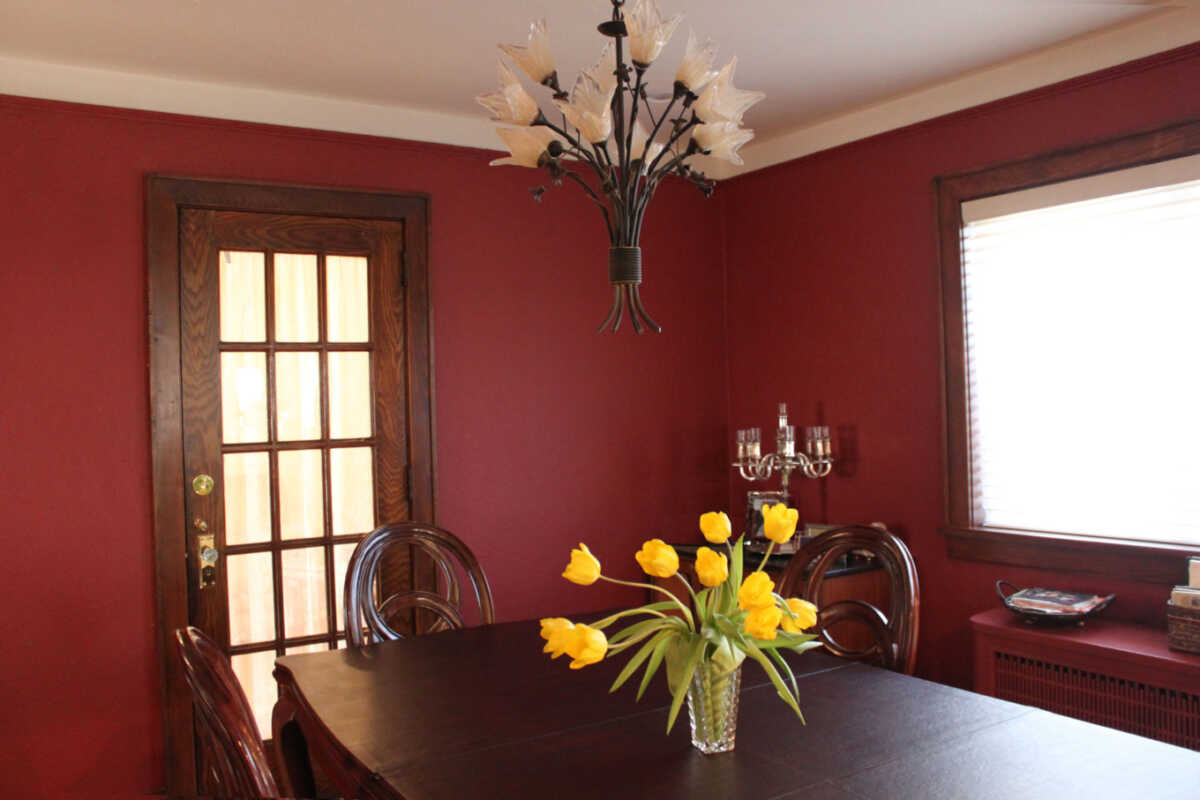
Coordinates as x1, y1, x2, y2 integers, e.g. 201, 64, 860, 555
478, 0, 764, 333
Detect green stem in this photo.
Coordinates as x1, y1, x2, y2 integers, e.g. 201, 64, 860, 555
599, 575, 694, 628
591, 605, 667, 629
756, 541, 776, 573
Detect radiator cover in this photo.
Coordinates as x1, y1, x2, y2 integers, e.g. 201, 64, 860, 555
972, 608, 1200, 751
993, 651, 1200, 748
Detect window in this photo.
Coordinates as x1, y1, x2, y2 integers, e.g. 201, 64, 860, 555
937, 120, 1200, 578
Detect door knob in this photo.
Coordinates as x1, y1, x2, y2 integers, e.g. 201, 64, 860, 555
192, 474, 215, 495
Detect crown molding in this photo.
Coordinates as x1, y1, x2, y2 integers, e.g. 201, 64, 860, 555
0, 53, 496, 151
724, 6, 1200, 178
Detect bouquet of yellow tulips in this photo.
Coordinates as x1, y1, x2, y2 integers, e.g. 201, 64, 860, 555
540, 503, 821, 753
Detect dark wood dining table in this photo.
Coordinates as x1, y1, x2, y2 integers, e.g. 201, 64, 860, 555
272, 619, 1200, 799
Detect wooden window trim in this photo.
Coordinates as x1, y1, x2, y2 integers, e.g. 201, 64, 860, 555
148, 176, 433, 794
935, 117, 1200, 582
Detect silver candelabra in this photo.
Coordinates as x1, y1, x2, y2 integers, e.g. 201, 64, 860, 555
733, 403, 833, 494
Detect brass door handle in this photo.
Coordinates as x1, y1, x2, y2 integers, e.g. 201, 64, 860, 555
197, 533, 219, 588
192, 474, 215, 495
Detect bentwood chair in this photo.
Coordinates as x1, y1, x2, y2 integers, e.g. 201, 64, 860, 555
344, 522, 495, 646
778, 525, 920, 674
175, 626, 281, 798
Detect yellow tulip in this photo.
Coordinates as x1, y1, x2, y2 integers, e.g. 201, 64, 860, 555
781, 598, 818, 633
745, 605, 782, 640
738, 571, 775, 610
634, 539, 680, 579
762, 503, 799, 544
699, 511, 732, 544
562, 543, 601, 585
539, 617, 575, 658
694, 547, 728, 588
566, 623, 608, 669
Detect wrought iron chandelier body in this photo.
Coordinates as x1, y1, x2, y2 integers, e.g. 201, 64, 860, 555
479, 0, 763, 333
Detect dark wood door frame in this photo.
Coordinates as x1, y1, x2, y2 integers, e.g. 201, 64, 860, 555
147, 176, 434, 794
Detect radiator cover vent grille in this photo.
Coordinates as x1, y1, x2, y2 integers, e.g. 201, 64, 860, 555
994, 651, 1200, 749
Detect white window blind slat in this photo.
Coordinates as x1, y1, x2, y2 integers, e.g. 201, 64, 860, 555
961, 169, 1200, 547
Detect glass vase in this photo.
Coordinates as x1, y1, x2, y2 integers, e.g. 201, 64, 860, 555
686, 660, 742, 754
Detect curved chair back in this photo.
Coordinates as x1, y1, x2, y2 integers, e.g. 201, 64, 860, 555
175, 626, 280, 798
344, 522, 495, 646
777, 525, 920, 674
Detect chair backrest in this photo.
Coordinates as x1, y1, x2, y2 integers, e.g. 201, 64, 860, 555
777, 525, 920, 674
344, 522, 495, 646
175, 627, 280, 798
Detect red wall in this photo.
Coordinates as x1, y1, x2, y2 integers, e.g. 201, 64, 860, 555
721, 43, 1200, 687
0, 97, 728, 795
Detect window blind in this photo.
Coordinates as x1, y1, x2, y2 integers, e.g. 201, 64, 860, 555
960, 167, 1200, 546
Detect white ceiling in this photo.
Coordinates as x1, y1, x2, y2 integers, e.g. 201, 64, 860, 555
1, 1, 1197, 174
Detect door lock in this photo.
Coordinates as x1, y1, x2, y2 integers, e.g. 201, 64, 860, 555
197, 533, 219, 588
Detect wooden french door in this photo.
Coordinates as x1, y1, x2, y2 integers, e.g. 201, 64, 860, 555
148, 179, 433, 794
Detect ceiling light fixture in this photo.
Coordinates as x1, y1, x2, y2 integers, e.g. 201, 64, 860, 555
479, 0, 763, 333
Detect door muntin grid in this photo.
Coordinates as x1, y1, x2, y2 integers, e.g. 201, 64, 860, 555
218, 249, 375, 735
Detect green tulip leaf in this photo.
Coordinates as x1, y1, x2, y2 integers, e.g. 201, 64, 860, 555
636, 631, 674, 701
665, 637, 706, 734
611, 629, 672, 694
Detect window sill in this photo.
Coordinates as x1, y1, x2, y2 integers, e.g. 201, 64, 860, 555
941, 525, 1197, 584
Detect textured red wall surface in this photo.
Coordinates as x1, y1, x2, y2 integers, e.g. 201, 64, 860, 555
0, 96, 728, 795
721, 44, 1200, 687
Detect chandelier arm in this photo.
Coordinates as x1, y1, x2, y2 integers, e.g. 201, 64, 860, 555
626, 67, 645, 174
611, 29, 629, 185
640, 138, 699, 212
596, 285, 622, 332
623, 68, 646, 226
627, 286, 644, 334
630, 285, 661, 333
533, 117, 605, 176
611, 285, 626, 332
641, 116, 698, 187
562, 172, 616, 242
628, 91, 677, 221
630, 151, 688, 241
642, 94, 679, 161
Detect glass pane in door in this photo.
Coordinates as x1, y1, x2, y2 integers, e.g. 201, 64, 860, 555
328, 351, 372, 439
223, 452, 271, 546
275, 352, 321, 441
231, 650, 277, 738
221, 353, 269, 444
330, 447, 375, 535
219, 251, 266, 342
274, 253, 319, 342
277, 449, 324, 541
282, 547, 328, 638
327, 256, 369, 342
227, 552, 276, 646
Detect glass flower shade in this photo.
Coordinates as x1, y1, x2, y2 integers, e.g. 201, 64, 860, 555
498, 18, 557, 86
475, 62, 540, 126
554, 72, 615, 145
693, 58, 765, 124
675, 29, 719, 94
625, 0, 683, 67
489, 127, 558, 168
692, 122, 754, 166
